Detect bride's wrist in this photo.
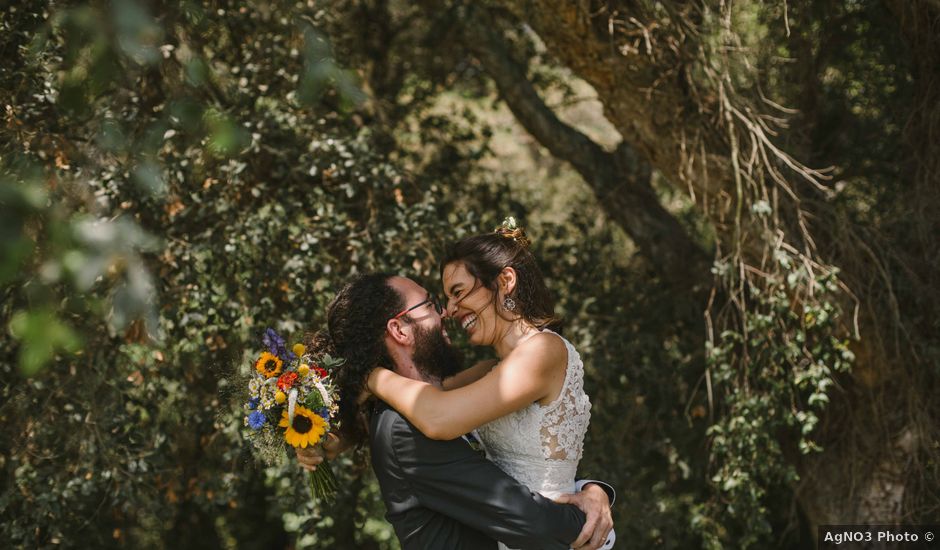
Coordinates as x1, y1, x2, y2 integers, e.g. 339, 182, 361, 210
366, 367, 384, 393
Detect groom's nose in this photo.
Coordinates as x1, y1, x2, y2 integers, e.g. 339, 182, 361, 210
443, 297, 456, 318
439, 302, 454, 322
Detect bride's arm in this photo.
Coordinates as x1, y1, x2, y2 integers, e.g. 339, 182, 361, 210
442, 358, 499, 390
367, 334, 566, 440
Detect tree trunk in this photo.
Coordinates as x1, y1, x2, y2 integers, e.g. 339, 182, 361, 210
459, 5, 711, 289
485, 1, 733, 202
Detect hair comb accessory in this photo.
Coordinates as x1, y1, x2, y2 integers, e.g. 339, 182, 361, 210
495, 216, 531, 248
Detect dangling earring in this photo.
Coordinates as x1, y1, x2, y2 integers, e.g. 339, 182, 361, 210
502, 296, 516, 311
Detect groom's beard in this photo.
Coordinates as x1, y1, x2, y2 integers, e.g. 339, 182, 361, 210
412, 324, 463, 382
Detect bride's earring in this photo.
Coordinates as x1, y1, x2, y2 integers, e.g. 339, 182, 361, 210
502, 296, 516, 312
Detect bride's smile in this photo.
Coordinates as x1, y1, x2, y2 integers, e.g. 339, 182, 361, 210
442, 261, 515, 350
459, 313, 478, 332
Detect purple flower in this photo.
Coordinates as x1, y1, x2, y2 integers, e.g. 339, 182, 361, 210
262, 328, 296, 362
247, 397, 260, 410
262, 328, 284, 354
248, 411, 266, 430
316, 407, 330, 420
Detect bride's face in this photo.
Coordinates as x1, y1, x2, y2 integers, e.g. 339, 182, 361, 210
442, 261, 502, 347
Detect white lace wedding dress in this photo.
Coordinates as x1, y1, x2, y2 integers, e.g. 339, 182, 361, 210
475, 329, 594, 550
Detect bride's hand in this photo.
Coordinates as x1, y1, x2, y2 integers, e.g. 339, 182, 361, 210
555, 485, 613, 550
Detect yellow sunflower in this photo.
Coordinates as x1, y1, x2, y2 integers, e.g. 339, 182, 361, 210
254, 351, 283, 379
279, 406, 327, 448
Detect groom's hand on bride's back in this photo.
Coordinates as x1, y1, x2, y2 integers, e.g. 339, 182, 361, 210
554, 485, 613, 550
295, 433, 343, 471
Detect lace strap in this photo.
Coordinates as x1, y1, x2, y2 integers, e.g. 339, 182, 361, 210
536, 329, 580, 413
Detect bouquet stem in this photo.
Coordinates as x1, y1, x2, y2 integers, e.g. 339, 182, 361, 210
307, 459, 337, 502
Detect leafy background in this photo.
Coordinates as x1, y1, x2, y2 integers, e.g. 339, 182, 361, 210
2, 1, 937, 549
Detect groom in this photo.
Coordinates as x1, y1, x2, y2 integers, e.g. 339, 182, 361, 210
297, 273, 614, 550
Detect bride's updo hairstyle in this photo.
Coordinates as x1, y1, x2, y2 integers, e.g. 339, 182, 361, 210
442, 220, 560, 331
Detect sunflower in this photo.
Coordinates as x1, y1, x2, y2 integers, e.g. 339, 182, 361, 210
255, 351, 283, 379
279, 406, 327, 448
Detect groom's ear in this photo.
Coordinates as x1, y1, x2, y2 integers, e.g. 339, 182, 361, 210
385, 318, 412, 346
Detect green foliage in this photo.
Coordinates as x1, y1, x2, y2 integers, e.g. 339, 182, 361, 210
3, 0, 935, 549
0, 1, 480, 547
8, 308, 82, 376
699, 261, 854, 547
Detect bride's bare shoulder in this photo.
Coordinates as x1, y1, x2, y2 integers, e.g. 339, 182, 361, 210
508, 331, 567, 369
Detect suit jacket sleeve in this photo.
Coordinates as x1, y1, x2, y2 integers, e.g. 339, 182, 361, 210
388, 415, 585, 549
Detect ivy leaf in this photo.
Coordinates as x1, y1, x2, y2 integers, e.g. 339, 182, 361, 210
9, 309, 82, 376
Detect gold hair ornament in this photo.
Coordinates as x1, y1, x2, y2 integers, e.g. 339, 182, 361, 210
495, 216, 531, 248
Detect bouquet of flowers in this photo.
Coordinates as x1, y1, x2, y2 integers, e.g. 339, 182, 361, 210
243, 328, 343, 500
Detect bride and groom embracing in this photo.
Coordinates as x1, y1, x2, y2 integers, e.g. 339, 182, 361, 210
297, 221, 617, 549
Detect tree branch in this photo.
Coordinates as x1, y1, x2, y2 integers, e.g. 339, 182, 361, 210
459, 5, 710, 287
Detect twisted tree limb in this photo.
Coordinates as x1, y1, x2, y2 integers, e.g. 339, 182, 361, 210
459, 6, 711, 287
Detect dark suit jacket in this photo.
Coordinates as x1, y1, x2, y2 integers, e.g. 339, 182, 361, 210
369, 401, 586, 550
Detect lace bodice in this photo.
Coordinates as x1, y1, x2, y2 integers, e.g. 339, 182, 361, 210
475, 330, 592, 500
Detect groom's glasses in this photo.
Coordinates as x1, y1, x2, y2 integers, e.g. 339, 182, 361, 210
390, 294, 444, 320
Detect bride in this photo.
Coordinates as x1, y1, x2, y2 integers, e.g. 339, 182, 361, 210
365, 220, 614, 550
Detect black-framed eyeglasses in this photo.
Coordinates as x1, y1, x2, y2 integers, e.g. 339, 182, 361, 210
389, 294, 444, 320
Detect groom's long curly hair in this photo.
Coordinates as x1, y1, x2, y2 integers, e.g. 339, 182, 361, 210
309, 273, 404, 445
